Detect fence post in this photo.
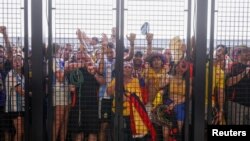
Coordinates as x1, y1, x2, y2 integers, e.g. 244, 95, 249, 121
47, 0, 53, 140
31, 0, 45, 140
114, 0, 125, 141
184, 0, 192, 140
192, 0, 208, 141
24, 0, 30, 140
207, 0, 216, 125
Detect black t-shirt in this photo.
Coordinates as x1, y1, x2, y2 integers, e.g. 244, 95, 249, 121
79, 68, 99, 104
228, 63, 250, 106
68, 68, 100, 132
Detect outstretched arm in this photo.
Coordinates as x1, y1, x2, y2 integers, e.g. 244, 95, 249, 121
107, 79, 116, 96
76, 28, 93, 52
94, 73, 105, 85
111, 27, 116, 44
76, 29, 94, 62
0, 26, 11, 49
227, 67, 249, 87
76, 28, 88, 52
145, 33, 153, 59
98, 33, 108, 74
0, 26, 12, 59
124, 33, 136, 61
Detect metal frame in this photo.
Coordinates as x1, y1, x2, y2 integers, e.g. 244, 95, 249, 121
184, 0, 192, 140
114, 0, 125, 140
47, 0, 54, 141
31, 0, 45, 140
2, 0, 235, 140
47, 0, 53, 140
24, 0, 30, 140
207, 0, 216, 125
192, 0, 208, 141
28, 0, 210, 140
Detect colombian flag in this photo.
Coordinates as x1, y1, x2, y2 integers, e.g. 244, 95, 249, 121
129, 93, 156, 141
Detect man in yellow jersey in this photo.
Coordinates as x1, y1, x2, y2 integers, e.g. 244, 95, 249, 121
205, 57, 225, 125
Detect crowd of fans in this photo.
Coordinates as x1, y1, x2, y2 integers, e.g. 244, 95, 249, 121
0, 25, 250, 141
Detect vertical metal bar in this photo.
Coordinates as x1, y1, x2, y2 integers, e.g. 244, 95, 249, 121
47, 0, 53, 140
207, 0, 216, 125
31, 0, 44, 140
192, 0, 208, 141
186, 0, 192, 61
184, 0, 192, 140
114, 0, 124, 141
24, 0, 30, 140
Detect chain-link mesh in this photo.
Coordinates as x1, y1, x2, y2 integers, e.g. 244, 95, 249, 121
213, 0, 250, 126
1, 0, 250, 140
51, 0, 114, 141
124, 0, 188, 140
0, 0, 26, 141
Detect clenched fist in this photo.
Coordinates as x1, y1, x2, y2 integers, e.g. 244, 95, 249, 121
126, 33, 136, 43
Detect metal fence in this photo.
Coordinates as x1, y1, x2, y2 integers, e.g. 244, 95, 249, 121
0, 0, 30, 141
0, 0, 250, 141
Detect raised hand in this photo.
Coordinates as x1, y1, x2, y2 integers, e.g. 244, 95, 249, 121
76, 28, 83, 40
146, 33, 153, 43
0, 26, 6, 34
126, 33, 136, 43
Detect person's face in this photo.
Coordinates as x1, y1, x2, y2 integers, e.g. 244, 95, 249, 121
12, 55, 23, 70
123, 65, 133, 77
163, 49, 171, 63
87, 62, 96, 74
152, 57, 163, 69
176, 61, 188, 75
64, 46, 72, 60
133, 55, 143, 66
91, 39, 98, 46
106, 48, 115, 61
95, 50, 101, 60
238, 50, 248, 63
215, 47, 225, 60
12, 48, 17, 55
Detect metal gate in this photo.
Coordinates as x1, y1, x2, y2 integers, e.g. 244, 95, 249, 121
208, 0, 250, 126
1, 0, 250, 141
47, 0, 193, 140
0, 0, 30, 141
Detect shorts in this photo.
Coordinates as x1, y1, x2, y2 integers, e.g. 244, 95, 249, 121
7, 112, 25, 119
174, 103, 185, 121
1, 109, 20, 134
98, 97, 112, 122
0, 106, 7, 130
